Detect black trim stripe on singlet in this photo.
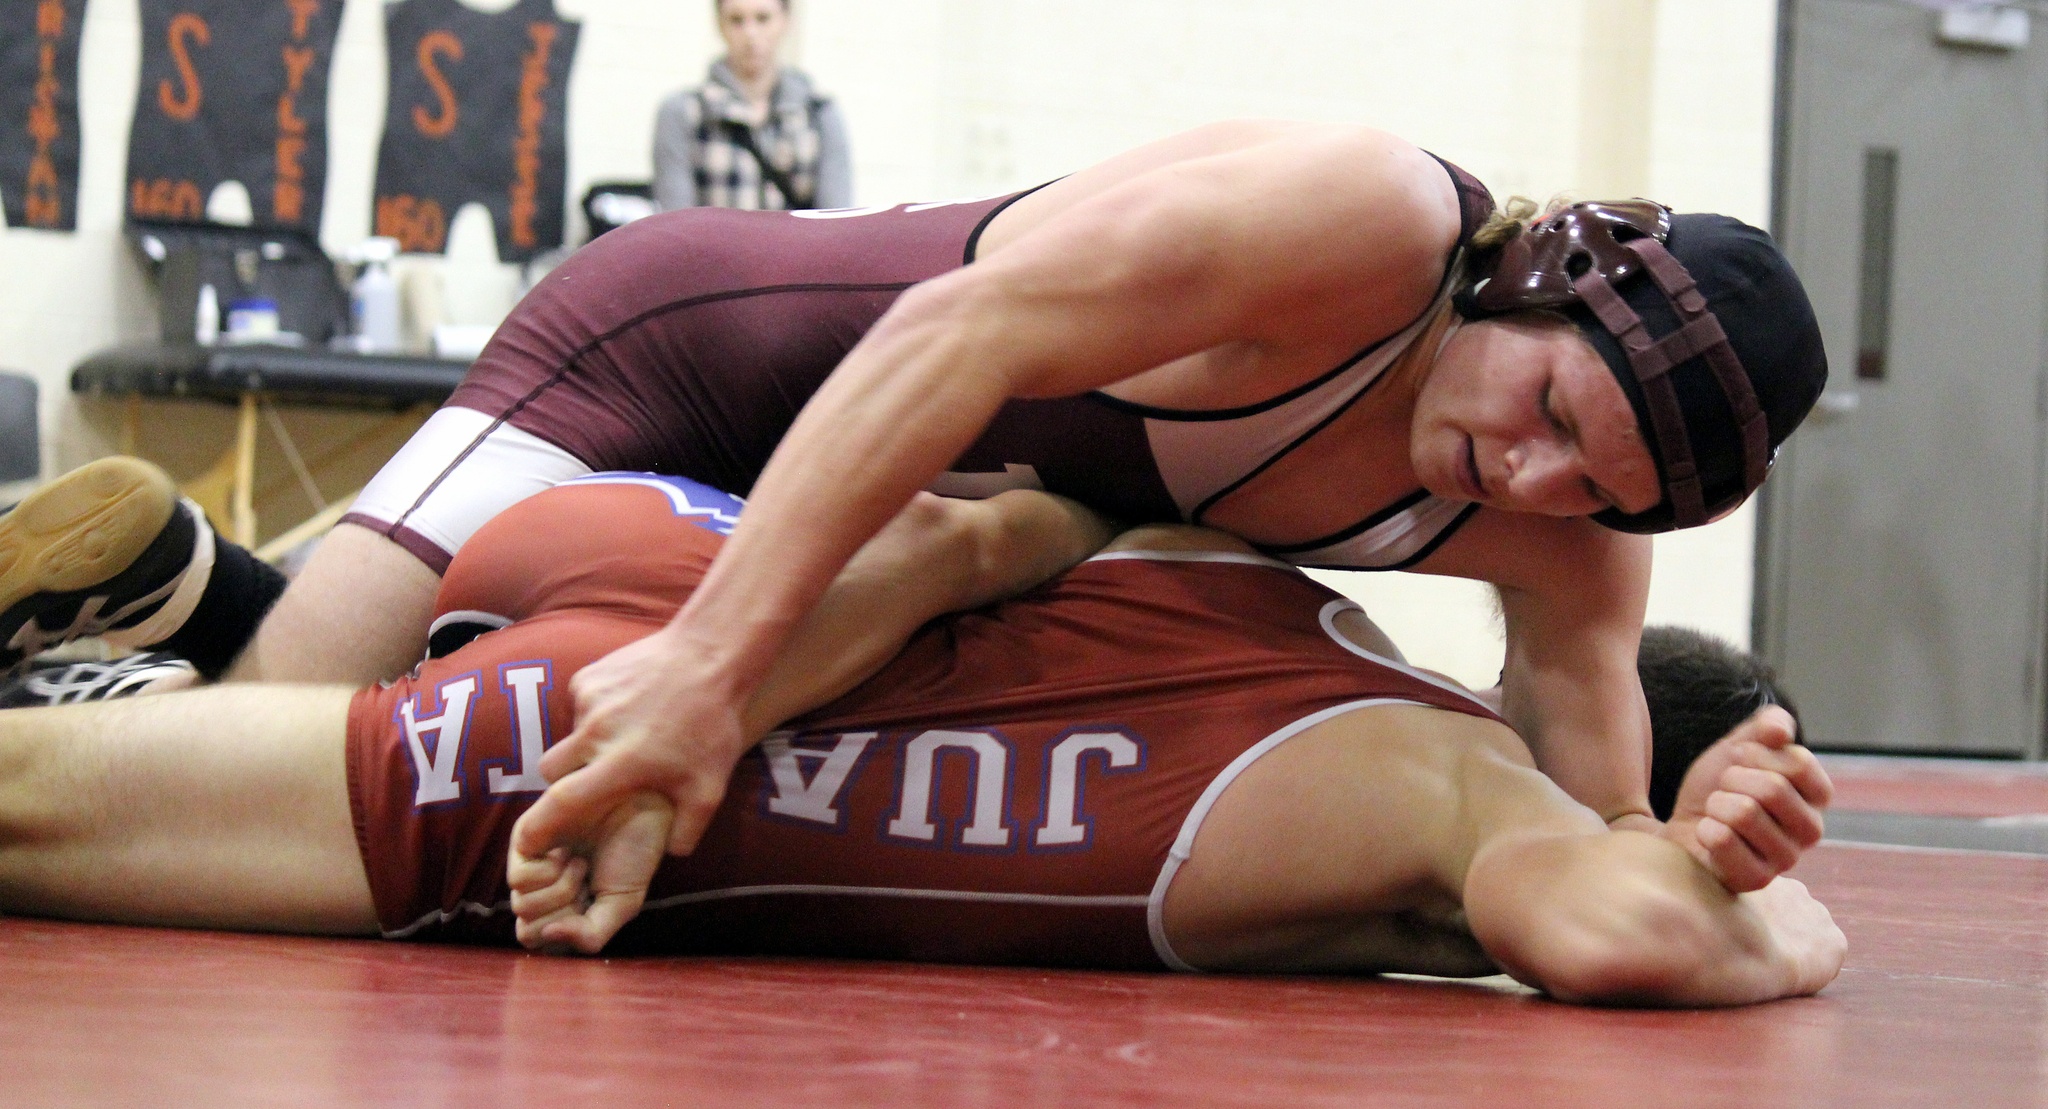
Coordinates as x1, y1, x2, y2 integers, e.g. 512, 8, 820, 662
1387, 502, 1484, 570
1185, 362, 1403, 524
389, 281, 918, 530
963, 181, 1059, 265
1086, 339, 1401, 423
1250, 491, 1483, 572
1079, 150, 1483, 426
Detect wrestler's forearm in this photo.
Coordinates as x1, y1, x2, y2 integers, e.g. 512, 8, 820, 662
737, 491, 1116, 738
652, 288, 1027, 718
1495, 537, 1655, 826
1500, 628, 1654, 827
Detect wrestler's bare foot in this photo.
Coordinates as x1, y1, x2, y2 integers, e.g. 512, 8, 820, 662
225, 522, 441, 685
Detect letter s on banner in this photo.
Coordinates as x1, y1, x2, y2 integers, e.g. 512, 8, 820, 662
159, 12, 209, 122
413, 30, 461, 138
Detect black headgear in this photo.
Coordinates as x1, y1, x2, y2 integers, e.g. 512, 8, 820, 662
1456, 201, 1828, 533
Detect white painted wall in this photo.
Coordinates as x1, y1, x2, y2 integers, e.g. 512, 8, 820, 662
0, 0, 1780, 683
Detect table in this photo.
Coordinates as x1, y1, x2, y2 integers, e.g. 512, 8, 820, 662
71, 342, 470, 556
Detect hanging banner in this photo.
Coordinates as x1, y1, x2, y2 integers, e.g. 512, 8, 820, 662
125, 0, 342, 230
0, 0, 85, 230
373, 0, 578, 263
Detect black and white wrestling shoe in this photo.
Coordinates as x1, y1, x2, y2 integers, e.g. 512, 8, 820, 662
0, 458, 215, 676
0, 651, 200, 708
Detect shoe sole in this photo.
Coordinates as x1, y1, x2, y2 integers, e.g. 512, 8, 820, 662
0, 458, 179, 616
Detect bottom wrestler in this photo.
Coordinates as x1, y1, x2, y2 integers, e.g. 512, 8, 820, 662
0, 476, 1840, 1007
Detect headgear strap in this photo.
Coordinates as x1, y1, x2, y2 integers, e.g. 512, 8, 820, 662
1567, 237, 1771, 528
1468, 201, 1780, 528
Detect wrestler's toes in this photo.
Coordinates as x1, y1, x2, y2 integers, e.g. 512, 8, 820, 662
1706, 787, 1804, 875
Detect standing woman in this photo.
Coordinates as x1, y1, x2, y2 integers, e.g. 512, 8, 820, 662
653, 0, 852, 212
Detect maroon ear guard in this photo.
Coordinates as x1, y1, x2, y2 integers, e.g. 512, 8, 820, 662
1458, 201, 1816, 534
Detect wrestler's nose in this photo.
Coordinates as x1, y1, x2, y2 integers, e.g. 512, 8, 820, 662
1502, 439, 1584, 512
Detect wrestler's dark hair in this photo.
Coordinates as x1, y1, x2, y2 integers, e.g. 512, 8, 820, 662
1641, 625, 1802, 821
716, 0, 789, 13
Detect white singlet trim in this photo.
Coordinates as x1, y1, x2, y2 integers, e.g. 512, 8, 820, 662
1142, 281, 1457, 519
380, 885, 1148, 941
350, 407, 593, 560
1085, 548, 1299, 572
1315, 599, 1497, 716
1145, 697, 1432, 973
426, 609, 514, 640
640, 885, 1149, 912
103, 499, 216, 652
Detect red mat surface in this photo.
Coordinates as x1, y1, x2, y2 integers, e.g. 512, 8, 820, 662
3, 843, 2042, 1108
1823, 754, 2048, 818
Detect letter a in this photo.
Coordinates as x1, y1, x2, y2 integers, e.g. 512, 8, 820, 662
763, 732, 875, 825
399, 675, 479, 807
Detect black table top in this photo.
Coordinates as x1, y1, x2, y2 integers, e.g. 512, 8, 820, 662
72, 342, 471, 409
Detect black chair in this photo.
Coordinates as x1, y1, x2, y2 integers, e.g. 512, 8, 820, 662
0, 371, 38, 484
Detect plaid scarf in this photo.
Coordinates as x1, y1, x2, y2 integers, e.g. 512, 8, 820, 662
692, 64, 826, 211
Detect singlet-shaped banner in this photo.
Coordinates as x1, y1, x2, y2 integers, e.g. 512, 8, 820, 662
125, 0, 342, 230
0, 0, 84, 230
373, 0, 579, 263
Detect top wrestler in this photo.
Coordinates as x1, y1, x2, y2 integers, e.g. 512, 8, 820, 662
0, 477, 1839, 1007
0, 121, 1824, 870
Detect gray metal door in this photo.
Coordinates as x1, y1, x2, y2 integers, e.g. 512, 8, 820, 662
1759, 0, 2048, 755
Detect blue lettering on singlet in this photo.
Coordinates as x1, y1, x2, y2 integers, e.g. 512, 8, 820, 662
564, 471, 745, 536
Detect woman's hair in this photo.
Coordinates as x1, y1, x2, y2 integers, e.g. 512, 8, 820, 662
716, 0, 789, 12
1469, 195, 1543, 252
1640, 625, 1804, 821
1458, 194, 1573, 319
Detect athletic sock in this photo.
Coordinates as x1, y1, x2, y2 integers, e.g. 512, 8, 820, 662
154, 537, 289, 679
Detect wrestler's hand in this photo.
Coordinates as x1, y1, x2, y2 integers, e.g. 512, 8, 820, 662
509, 790, 675, 954
1660, 706, 1833, 893
531, 626, 751, 853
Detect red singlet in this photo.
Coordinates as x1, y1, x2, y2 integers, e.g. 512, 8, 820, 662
347, 475, 1500, 968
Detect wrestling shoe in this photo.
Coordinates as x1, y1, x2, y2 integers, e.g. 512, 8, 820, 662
0, 457, 216, 675
0, 651, 199, 708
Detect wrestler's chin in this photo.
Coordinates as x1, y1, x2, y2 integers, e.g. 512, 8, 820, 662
1411, 434, 1469, 504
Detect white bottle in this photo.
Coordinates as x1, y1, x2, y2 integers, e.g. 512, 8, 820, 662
194, 283, 219, 345
349, 237, 403, 354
